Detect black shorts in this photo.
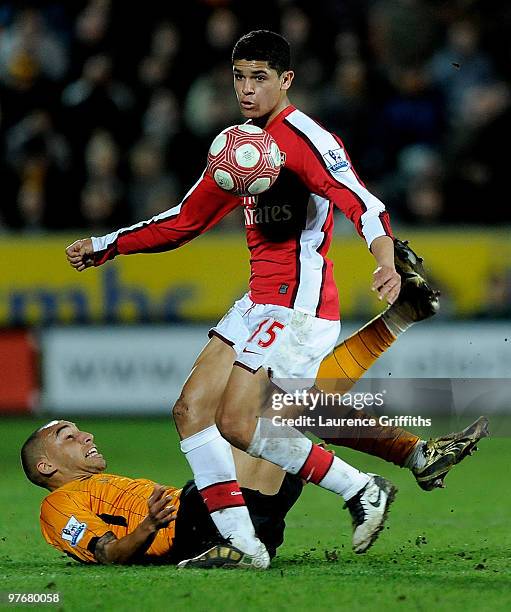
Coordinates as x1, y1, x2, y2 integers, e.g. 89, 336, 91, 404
169, 473, 303, 563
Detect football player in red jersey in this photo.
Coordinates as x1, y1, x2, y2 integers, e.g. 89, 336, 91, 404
66, 31, 484, 569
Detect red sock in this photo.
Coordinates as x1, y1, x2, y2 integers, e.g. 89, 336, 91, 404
298, 444, 334, 484
199, 480, 247, 513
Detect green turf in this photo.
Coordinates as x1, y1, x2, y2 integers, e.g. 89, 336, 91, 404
1, 417, 509, 612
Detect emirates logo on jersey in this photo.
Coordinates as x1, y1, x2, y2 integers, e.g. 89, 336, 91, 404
243, 201, 292, 227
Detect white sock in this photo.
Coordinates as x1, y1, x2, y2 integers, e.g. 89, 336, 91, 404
247, 418, 369, 501
404, 440, 427, 469
180, 425, 262, 555
319, 457, 371, 501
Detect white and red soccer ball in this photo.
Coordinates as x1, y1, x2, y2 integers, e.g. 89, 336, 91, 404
207, 124, 282, 196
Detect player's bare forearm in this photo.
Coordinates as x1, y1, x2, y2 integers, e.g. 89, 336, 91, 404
94, 523, 156, 564
370, 236, 394, 268
94, 486, 177, 564
370, 236, 401, 304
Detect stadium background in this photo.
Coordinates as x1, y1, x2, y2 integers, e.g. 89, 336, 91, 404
0, 2, 510, 609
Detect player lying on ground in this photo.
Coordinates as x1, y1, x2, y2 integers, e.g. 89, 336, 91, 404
21, 420, 303, 566
64, 31, 487, 569
22, 416, 487, 567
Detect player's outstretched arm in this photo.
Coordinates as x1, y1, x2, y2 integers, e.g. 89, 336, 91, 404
65, 173, 239, 270
94, 485, 177, 564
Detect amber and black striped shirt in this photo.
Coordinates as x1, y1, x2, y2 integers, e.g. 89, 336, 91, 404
40, 474, 181, 563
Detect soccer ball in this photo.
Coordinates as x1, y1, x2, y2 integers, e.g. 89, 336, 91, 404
207, 124, 282, 196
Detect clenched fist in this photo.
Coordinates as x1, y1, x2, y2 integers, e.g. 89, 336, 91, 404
66, 238, 94, 271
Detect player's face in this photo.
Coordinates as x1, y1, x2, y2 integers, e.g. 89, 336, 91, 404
233, 60, 294, 125
42, 421, 106, 475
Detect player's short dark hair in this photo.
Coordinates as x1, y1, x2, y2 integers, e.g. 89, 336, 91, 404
21, 428, 48, 488
232, 30, 291, 75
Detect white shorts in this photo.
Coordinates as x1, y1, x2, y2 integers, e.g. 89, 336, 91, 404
209, 293, 341, 392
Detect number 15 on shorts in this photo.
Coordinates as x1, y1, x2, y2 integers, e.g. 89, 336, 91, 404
248, 319, 285, 349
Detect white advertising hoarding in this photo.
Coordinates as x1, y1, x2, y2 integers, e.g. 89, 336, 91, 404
341, 321, 510, 379
41, 326, 210, 414
41, 322, 510, 415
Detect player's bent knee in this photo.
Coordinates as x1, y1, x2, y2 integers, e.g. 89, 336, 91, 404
172, 393, 212, 435
172, 396, 189, 423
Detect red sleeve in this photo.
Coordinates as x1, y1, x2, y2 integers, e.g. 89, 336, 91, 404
297, 133, 393, 246
91, 172, 240, 266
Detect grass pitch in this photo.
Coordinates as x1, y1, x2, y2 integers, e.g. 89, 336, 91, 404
1, 417, 510, 612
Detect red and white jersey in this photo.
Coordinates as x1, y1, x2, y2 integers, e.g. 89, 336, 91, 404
92, 105, 392, 321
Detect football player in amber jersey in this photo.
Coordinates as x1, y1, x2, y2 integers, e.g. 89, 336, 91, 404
21, 420, 302, 565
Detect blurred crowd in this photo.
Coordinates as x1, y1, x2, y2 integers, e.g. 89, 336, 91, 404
0, 0, 511, 234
